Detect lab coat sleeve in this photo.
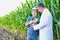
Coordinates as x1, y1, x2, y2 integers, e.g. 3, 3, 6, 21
33, 13, 49, 30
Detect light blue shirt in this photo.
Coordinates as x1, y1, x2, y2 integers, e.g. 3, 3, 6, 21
26, 16, 40, 40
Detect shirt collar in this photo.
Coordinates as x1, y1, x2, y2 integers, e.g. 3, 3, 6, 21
42, 8, 47, 14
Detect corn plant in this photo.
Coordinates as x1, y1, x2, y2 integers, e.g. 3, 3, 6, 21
0, 0, 60, 40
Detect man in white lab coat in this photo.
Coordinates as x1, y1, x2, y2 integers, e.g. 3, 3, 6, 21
32, 3, 53, 40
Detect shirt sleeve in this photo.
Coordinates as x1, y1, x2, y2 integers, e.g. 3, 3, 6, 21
33, 13, 49, 30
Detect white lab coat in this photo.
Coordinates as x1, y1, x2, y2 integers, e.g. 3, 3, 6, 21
33, 8, 53, 40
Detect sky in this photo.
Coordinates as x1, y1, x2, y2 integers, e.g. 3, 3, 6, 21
0, 0, 26, 17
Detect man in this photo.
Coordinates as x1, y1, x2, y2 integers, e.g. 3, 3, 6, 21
32, 3, 53, 40
25, 8, 40, 40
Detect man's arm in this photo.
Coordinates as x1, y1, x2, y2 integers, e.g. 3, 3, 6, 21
33, 14, 49, 30
25, 22, 31, 26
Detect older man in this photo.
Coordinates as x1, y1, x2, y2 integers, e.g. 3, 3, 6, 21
25, 8, 40, 40
32, 3, 53, 40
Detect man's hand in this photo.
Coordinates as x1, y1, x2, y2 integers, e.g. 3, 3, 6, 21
25, 22, 37, 28
31, 23, 36, 28
25, 22, 30, 26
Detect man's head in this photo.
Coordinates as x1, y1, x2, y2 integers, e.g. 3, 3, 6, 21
37, 3, 45, 13
32, 7, 37, 17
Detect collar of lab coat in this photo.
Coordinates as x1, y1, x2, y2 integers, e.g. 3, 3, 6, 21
42, 8, 48, 14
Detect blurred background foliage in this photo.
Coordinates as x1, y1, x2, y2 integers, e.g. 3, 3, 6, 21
0, 0, 60, 40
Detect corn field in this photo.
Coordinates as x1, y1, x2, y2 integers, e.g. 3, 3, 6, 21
0, 0, 60, 40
